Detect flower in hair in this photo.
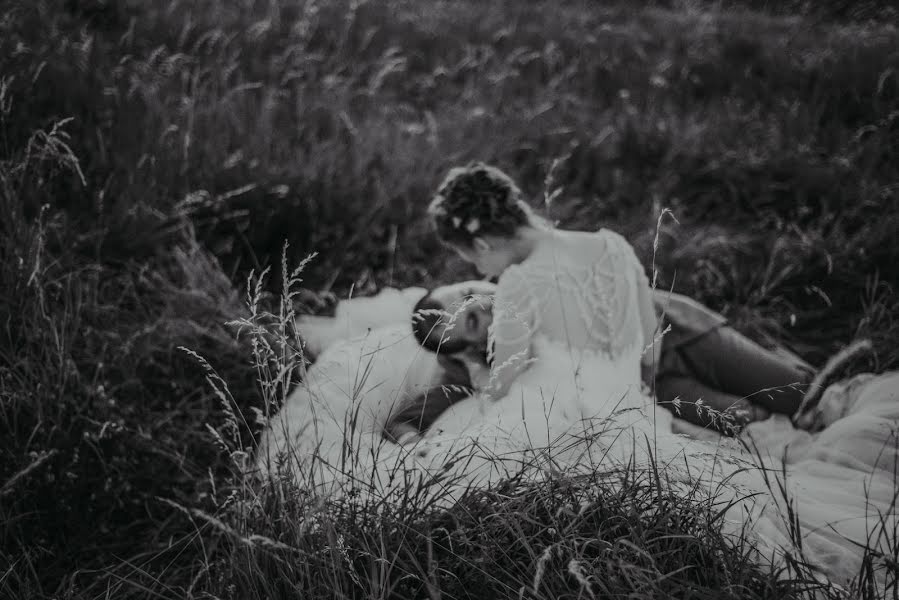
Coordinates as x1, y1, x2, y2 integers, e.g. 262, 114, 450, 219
428, 197, 447, 216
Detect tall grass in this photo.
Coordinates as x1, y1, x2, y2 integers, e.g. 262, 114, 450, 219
0, 0, 897, 597
193, 255, 896, 600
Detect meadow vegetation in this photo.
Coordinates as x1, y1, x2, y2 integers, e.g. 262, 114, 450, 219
1, 0, 897, 598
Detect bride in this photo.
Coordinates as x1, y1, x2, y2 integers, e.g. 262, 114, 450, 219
409, 163, 675, 469
257, 163, 898, 591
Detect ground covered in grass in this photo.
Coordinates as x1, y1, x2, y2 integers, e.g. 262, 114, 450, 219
1, 0, 897, 598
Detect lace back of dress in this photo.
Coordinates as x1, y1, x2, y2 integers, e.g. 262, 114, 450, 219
511, 229, 645, 360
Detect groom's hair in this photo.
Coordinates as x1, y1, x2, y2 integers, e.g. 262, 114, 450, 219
411, 293, 470, 355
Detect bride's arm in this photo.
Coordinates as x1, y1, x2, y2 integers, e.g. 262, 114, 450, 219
605, 230, 659, 368
484, 269, 534, 399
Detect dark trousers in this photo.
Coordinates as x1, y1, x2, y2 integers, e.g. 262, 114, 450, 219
382, 355, 472, 442
653, 325, 815, 431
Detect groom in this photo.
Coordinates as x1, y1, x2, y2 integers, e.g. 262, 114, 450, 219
386, 281, 816, 439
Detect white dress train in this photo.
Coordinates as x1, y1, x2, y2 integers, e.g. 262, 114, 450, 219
257, 242, 898, 591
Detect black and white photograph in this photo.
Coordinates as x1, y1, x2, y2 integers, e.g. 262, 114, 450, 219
2, 0, 898, 598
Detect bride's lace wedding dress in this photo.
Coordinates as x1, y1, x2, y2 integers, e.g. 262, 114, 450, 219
401, 229, 678, 482
257, 231, 898, 590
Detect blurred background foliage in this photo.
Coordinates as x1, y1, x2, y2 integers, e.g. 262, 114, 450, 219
0, 0, 897, 597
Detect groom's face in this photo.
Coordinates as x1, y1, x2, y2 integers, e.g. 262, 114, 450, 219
414, 281, 496, 355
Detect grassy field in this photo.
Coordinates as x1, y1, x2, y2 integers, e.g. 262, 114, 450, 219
1, 0, 898, 598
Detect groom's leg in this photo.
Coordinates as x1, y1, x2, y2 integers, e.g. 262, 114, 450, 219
674, 326, 815, 416
656, 374, 763, 432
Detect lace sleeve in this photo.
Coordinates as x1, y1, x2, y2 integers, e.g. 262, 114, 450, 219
486, 266, 535, 397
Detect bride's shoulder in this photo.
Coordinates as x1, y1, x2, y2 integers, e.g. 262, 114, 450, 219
555, 226, 619, 245
594, 227, 628, 246
497, 262, 529, 287
593, 228, 641, 262
551, 227, 624, 258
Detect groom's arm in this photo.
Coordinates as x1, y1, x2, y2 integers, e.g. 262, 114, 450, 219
383, 382, 471, 444
383, 355, 473, 443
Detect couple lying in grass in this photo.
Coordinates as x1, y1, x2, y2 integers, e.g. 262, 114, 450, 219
258, 163, 898, 591
388, 279, 821, 444
386, 163, 832, 444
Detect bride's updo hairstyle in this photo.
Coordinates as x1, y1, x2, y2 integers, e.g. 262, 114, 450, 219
427, 162, 536, 248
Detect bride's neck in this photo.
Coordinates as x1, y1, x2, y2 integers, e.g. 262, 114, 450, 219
509, 226, 554, 263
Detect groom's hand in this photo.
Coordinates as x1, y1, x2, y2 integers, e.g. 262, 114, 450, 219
727, 400, 771, 427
